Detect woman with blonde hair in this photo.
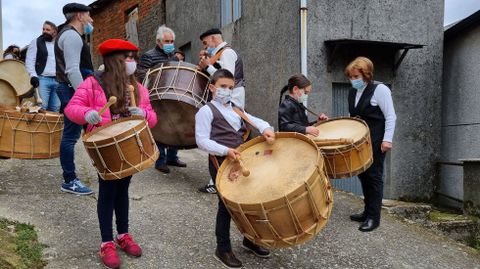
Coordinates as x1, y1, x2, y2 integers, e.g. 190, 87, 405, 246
345, 56, 396, 232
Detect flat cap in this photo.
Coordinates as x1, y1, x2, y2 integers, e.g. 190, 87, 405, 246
63, 3, 91, 15
98, 39, 139, 56
199, 28, 222, 40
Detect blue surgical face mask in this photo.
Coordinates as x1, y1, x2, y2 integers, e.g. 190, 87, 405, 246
84, 22, 94, 35
350, 78, 365, 90
214, 87, 232, 104
163, 43, 175, 54
207, 47, 215, 56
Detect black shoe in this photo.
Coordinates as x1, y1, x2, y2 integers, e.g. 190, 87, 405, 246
198, 184, 217, 194
242, 238, 270, 258
214, 249, 242, 268
359, 218, 379, 232
155, 164, 170, 174
350, 212, 367, 222
166, 159, 187, 167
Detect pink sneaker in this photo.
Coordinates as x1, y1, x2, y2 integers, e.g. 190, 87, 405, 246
99, 242, 121, 269
116, 233, 142, 257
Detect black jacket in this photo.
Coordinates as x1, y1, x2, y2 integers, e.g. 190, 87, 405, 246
278, 95, 315, 134
136, 46, 178, 82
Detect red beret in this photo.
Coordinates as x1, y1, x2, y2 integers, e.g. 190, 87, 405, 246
98, 39, 139, 56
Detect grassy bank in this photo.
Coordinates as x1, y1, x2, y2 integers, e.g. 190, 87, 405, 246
0, 218, 46, 269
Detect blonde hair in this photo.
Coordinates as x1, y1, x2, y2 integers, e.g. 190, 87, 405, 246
344, 56, 374, 82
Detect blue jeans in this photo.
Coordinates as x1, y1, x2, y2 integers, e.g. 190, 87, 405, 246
57, 83, 83, 183
38, 76, 60, 112
155, 143, 178, 167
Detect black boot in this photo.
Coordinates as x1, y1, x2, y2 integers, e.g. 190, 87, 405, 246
242, 238, 270, 258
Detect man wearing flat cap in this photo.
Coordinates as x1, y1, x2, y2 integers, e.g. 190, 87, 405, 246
55, 2, 95, 195
198, 28, 245, 110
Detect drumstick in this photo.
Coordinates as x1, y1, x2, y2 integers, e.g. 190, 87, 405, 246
304, 105, 321, 118
98, 96, 117, 116
314, 138, 354, 147
236, 156, 250, 177
128, 85, 136, 107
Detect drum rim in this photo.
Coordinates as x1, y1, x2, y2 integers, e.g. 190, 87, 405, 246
0, 109, 64, 125
216, 132, 324, 205
145, 61, 211, 81
311, 116, 370, 152
82, 116, 146, 144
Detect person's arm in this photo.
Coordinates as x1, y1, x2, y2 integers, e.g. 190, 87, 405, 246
135, 52, 153, 83
195, 106, 230, 156
25, 39, 38, 77
375, 84, 396, 142
137, 82, 157, 128
278, 105, 307, 134
244, 111, 274, 134
64, 78, 95, 125
59, 30, 84, 89
206, 48, 237, 75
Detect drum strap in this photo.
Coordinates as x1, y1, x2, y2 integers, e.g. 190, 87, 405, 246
208, 46, 230, 66
232, 107, 255, 141
209, 154, 221, 170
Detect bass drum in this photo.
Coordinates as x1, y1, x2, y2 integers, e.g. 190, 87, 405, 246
0, 59, 32, 97
143, 61, 210, 149
216, 132, 333, 248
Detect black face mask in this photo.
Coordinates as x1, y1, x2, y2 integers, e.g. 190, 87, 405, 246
42, 33, 53, 42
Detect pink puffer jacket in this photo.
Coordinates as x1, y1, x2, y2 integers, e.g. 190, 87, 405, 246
65, 76, 157, 133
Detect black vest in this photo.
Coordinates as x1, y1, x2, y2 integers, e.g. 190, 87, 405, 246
348, 82, 386, 143
212, 46, 245, 88
35, 35, 49, 76
55, 25, 93, 84
207, 102, 247, 150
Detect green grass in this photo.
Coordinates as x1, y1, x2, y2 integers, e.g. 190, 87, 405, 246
0, 218, 46, 269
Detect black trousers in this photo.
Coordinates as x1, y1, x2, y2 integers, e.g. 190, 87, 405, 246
358, 140, 386, 222
209, 156, 256, 252
97, 175, 132, 242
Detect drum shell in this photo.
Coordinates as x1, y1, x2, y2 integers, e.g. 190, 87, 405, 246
311, 117, 373, 179
144, 61, 210, 149
82, 116, 159, 180
216, 133, 333, 248
0, 108, 63, 159
0, 59, 32, 97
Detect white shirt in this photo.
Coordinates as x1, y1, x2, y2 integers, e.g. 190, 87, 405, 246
26, 37, 56, 77
195, 100, 273, 156
354, 83, 396, 142
206, 42, 245, 109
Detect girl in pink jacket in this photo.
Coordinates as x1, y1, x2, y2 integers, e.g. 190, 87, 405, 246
65, 39, 156, 269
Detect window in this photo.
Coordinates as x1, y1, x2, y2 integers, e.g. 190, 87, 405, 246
179, 42, 192, 63
125, 7, 139, 46
221, 0, 241, 27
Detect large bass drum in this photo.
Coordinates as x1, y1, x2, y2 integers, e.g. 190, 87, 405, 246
216, 132, 333, 248
143, 61, 210, 149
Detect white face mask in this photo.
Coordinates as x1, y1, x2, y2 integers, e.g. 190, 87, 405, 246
214, 87, 232, 104
298, 92, 308, 103
125, 60, 137, 76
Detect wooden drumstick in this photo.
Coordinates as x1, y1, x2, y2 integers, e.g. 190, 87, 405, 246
237, 157, 250, 177
314, 138, 354, 147
128, 85, 136, 107
98, 96, 117, 116
266, 137, 275, 145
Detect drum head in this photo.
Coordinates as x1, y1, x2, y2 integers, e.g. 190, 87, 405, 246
309, 118, 368, 149
0, 79, 19, 106
150, 100, 197, 148
85, 119, 144, 142
218, 133, 320, 204
0, 60, 31, 97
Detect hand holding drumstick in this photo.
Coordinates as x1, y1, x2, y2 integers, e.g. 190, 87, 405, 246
85, 96, 117, 125
127, 85, 145, 117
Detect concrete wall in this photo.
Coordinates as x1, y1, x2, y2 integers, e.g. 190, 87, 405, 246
441, 24, 480, 203
306, 0, 444, 200
166, 0, 300, 126
90, 0, 165, 68
166, 0, 443, 200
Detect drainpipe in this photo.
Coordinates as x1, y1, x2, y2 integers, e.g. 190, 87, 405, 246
300, 0, 308, 108
300, 0, 308, 77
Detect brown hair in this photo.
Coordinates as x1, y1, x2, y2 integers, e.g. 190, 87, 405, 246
44, 20, 58, 32
210, 69, 234, 84
279, 74, 311, 104
101, 51, 140, 115
344, 56, 374, 82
